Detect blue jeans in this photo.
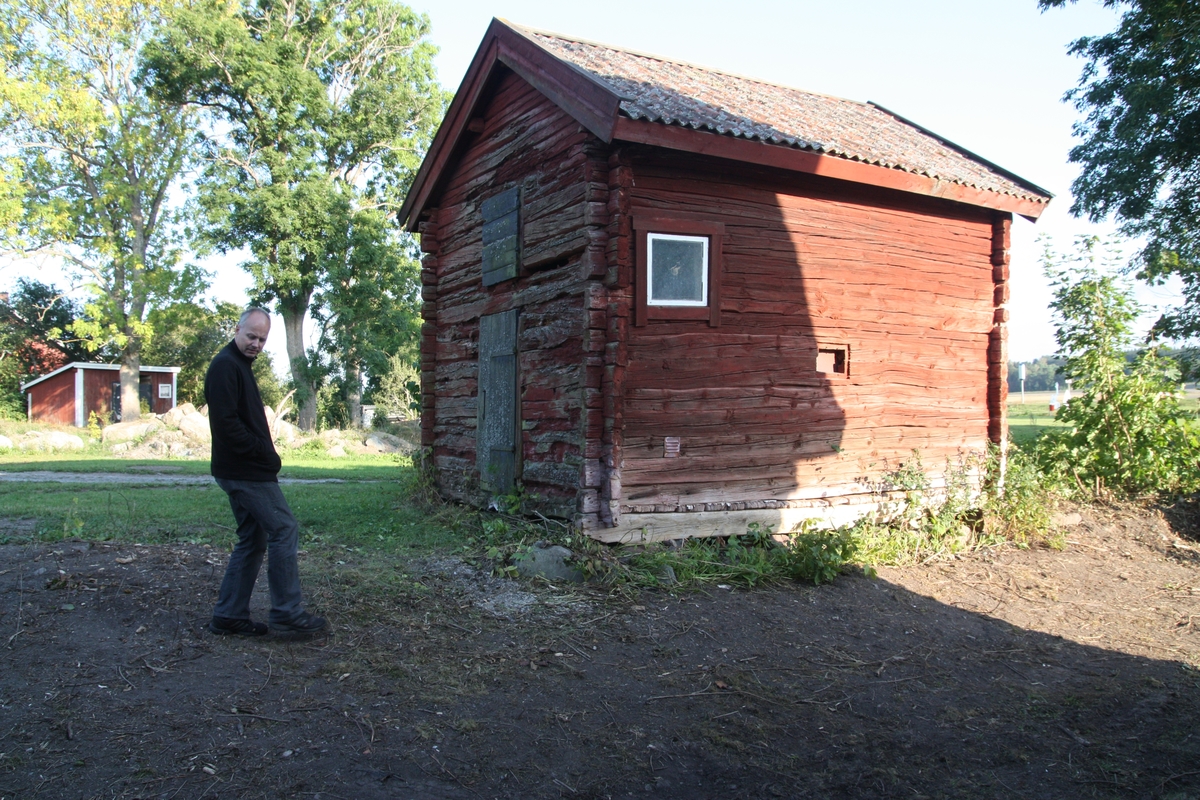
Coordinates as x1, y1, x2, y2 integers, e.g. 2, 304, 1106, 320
213, 478, 305, 624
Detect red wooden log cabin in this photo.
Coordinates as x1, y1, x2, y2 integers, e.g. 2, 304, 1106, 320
399, 19, 1052, 542
21, 363, 181, 427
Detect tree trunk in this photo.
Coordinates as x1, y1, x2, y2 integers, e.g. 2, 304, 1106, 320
279, 296, 317, 431
119, 349, 141, 422
346, 360, 362, 429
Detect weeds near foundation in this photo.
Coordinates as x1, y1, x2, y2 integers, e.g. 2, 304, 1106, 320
847, 447, 1060, 566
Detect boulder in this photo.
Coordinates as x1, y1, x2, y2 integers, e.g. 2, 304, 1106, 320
514, 542, 585, 583
162, 403, 195, 428
363, 432, 416, 455
177, 411, 211, 443
44, 431, 84, 451
326, 444, 347, 458
1052, 511, 1083, 527
102, 419, 164, 443
0, 434, 11, 450
274, 419, 299, 445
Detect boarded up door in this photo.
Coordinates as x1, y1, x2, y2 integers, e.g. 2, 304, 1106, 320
110, 381, 153, 422
478, 309, 520, 492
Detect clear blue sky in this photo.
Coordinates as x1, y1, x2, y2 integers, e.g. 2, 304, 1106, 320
5, 0, 1177, 367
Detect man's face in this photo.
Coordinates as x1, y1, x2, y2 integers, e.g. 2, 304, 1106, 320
233, 312, 270, 360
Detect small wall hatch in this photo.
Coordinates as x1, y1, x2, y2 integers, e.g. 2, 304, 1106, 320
816, 346, 848, 376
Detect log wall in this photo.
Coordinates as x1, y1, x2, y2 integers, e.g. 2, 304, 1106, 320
599, 149, 1004, 531
28, 371, 74, 427
418, 69, 604, 516
417, 77, 1008, 535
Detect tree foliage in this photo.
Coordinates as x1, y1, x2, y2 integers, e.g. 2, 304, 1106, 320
143, 0, 446, 429
138, 300, 236, 405
1033, 238, 1200, 498
1006, 355, 1067, 392
313, 207, 422, 427
0, 0, 205, 420
0, 278, 112, 417
0, 278, 100, 371
1041, 0, 1200, 339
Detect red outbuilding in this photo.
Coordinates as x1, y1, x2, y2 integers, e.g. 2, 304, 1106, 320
21, 363, 181, 427
399, 20, 1053, 541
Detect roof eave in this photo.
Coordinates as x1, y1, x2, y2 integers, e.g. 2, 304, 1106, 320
20, 362, 181, 391
611, 117, 1051, 220
400, 18, 625, 232
867, 102, 1055, 204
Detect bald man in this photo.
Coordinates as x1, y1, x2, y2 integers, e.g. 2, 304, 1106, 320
204, 307, 326, 636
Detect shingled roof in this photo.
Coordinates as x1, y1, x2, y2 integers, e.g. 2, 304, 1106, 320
400, 19, 1052, 229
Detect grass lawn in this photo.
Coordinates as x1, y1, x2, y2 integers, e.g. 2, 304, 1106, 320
1007, 391, 1067, 447
0, 441, 465, 552
1007, 389, 1200, 447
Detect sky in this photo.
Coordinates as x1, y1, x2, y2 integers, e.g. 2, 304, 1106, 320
3, 0, 1178, 369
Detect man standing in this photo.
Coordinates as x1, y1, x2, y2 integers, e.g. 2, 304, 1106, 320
205, 307, 326, 636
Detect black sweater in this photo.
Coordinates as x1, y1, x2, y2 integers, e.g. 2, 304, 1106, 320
205, 341, 281, 481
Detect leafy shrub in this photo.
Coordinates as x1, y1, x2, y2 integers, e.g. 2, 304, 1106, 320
984, 444, 1057, 545
777, 527, 860, 585
1033, 237, 1200, 499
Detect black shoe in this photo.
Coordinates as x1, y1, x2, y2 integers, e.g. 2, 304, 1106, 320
209, 616, 269, 636
269, 612, 327, 634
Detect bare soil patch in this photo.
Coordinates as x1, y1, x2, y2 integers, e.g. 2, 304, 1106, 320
1, 506, 1197, 799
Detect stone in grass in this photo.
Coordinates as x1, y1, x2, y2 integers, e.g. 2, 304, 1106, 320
363, 432, 416, 455
514, 542, 585, 584
177, 411, 211, 443
20, 431, 84, 451
102, 419, 163, 443
162, 402, 196, 428
0, 434, 11, 450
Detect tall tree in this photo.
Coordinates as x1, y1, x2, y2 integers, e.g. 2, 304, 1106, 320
0, 0, 203, 420
313, 203, 421, 427
1041, 0, 1200, 339
144, 0, 445, 430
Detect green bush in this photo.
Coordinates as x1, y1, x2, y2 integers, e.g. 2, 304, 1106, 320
984, 444, 1058, 546
1033, 237, 1200, 499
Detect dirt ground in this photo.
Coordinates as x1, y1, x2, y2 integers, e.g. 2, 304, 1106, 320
1, 503, 1198, 800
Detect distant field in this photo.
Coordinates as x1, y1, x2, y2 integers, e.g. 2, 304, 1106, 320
1007, 388, 1200, 446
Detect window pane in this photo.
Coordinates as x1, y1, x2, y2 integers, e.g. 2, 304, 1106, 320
650, 236, 706, 304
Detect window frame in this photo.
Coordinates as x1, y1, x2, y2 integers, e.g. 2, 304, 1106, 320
633, 214, 723, 327
646, 233, 709, 307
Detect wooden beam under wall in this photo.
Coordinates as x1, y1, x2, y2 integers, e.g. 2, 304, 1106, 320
584, 502, 881, 543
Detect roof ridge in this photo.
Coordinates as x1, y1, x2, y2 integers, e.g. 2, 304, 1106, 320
509, 21, 872, 110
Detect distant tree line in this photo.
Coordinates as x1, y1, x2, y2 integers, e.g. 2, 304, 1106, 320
1008, 356, 1067, 393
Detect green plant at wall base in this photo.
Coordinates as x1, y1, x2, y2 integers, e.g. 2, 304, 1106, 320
847, 452, 978, 565
983, 444, 1058, 546
778, 527, 860, 585
1033, 237, 1200, 499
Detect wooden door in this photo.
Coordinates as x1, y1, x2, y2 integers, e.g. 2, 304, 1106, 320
478, 309, 520, 492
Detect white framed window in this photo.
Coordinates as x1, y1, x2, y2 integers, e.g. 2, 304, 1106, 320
158, 383, 173, 399
647, 233, 708, 306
